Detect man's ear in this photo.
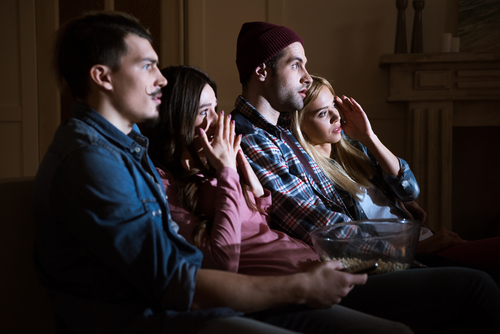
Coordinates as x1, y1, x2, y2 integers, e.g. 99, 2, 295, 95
254, 63, 268, 82
89, 64, 113, 91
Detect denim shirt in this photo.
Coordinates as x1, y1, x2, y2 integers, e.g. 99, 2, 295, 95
32, 102, 236, 333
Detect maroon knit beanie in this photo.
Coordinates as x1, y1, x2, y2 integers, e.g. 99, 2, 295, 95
236, 21, 304, 83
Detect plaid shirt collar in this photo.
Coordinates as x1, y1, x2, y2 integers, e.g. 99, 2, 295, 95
234, 95, 283, 138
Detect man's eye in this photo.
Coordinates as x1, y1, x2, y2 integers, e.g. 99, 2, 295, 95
143, 64, 152, 70
292, 63, 298, 69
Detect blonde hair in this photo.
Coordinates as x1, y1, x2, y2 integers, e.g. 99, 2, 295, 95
289, 75, 373, 199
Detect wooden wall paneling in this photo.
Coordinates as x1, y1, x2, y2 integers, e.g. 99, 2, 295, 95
36, 0, 60, 164
184, 0, 284, 113
20, 0, 39, 176
408, 102, 453, 232
161, 0, 185, 67
0, 0, 38, 178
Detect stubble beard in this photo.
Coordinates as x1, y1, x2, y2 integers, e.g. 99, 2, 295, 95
268, 76, 304, 113
141, 106, 160, 128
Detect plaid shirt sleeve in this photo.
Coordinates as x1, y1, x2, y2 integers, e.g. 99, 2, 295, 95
240, 127, 353, 244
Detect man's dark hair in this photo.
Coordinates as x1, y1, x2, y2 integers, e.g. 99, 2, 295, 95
53, 11, 152, 100
241, 49, 285, 87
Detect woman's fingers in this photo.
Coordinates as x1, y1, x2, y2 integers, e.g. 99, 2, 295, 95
237, 149, 265, 197
234, 133, 242, 151
198, 128, 213, 155
215, 110, 224, 140
201, 111, 241, 171
223, 111, 230, 141
334, 95, 347, 112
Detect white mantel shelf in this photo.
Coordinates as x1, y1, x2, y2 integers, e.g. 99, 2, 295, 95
380, 53, 500, 232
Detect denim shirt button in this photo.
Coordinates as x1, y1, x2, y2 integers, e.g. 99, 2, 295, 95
152, 211, 156, 217
134, 147, 141, 153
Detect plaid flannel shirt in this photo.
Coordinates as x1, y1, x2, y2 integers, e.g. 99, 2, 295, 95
232, 96, 420, 246
232, 96, 355, 244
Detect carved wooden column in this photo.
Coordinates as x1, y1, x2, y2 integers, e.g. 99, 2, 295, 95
407, 101, 453, 231
380, 53, 500, 232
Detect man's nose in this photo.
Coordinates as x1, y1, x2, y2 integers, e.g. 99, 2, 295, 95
156, 69, 167, 88
301, 69, 312, 85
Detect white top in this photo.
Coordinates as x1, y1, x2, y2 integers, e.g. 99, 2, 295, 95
358, 186, 433, 241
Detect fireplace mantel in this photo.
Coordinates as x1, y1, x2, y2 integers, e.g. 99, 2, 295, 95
380, 52, 500, 232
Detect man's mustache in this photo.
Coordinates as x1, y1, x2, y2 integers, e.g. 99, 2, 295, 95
147, 88, 162, 97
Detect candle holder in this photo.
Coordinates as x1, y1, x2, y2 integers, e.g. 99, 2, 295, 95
394, 0, 408, 53
411, 0, 425, 53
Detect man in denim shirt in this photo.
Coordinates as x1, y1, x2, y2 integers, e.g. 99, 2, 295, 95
33, 11, 422, 334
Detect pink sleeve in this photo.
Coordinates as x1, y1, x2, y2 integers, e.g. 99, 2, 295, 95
156, 168, 198, 245
157, 167, 243, 273
255, 188, 272, 212
197, 167, 244, 272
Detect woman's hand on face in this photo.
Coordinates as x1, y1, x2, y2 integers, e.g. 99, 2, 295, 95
334, 95, 374, 143
198, 111, 241, 171
236, 150, 265, 198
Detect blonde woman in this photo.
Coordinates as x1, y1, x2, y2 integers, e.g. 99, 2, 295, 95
289, 75, 500, 278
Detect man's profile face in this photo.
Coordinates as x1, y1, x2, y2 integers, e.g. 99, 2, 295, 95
264, 42, 312, 113
108, 34, 167, 126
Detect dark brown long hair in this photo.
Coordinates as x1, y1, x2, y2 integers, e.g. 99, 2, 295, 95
146, 66, 216, 246
146, 65, 258, 247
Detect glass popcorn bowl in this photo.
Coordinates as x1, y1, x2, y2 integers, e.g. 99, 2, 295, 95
310, 219, 421, 274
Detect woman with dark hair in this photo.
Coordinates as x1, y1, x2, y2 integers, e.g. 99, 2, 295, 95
146, 66, 320, 275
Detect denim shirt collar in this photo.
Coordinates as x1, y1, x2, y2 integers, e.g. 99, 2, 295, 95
72, 101, 148, 162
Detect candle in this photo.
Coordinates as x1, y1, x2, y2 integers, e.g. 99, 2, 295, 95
441, 33, 452, 52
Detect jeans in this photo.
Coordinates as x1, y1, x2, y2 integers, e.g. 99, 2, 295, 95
194, 267, 499, 334
341, 267, 500, 333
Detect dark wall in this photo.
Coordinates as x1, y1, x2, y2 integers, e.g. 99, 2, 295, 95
452, 126, 500, 240
0, 178, 55, 333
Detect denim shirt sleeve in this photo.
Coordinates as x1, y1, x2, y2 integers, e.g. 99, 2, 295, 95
351, 138, 420, 202
48, 144, 200, 311
381, 157, 420, 201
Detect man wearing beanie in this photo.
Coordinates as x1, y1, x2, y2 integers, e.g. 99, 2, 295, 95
233, 21, 352, 245
231, 21, 500, 333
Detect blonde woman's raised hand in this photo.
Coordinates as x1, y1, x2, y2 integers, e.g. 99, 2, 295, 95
236, 150, 265, 198
198, 111, 241, 171
335, 95, 401, 177
335, 95, 374, 144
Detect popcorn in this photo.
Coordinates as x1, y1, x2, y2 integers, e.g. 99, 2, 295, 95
322, 256, 410, 274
